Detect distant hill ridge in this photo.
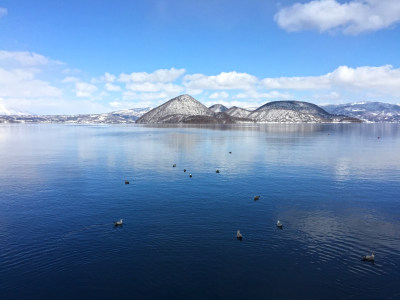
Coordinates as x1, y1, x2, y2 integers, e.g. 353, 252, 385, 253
0, 107, 152, 124
5, 95, 399, 123
322, 102, 400, 123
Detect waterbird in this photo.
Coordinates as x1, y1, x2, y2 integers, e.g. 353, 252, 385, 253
216, 169, 220, 173
173, 164, 176, 167
114, 219, 123, 226
189, 174, 192, 178
229, 151, 232, 154
277, 220, 283, 229
362, 252, 375, 262
184, 169, 186, 172
125, 180, 129, 184
237, 230, 243, 241
254, 195, 260, 201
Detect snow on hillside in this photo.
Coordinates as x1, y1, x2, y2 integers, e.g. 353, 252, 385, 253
137, 94, 214, 124
225, 106, 252, 119
249, 101, 335, 122
322, 102, 400, 122
209, 104, 228, 113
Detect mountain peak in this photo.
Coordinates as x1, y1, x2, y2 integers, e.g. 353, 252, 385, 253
136, 94, 214, 124
249, 100, 344, 122
209, 104, 228, 113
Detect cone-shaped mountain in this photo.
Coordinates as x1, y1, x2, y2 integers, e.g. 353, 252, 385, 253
136, 94, 214, 124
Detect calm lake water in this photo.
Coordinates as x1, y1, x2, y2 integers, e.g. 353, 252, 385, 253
0, 124, 399, 299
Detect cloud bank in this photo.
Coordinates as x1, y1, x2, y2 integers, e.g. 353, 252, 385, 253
275, 0, 400, 34
1, 50, 400, 114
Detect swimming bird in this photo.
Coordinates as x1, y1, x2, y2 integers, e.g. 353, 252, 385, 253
216, 169, 220, 173
125, 180, 129, 184
173, 164, 176, 167
184, 169, 186, 172
237, 230, 243, 241
114, 219, 123, 226
362, 252, 375, 262
277, 220, 283, 229
189, 174, 192, 178
229, 151, 232, 154
254, 195, 260, 201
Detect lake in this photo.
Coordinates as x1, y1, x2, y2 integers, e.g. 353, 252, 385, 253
0, 123, 399, 299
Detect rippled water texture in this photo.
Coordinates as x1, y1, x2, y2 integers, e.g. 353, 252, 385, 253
0, 124, 399, 299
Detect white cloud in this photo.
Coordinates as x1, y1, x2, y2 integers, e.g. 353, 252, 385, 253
109, 100, 153, 110
312, 91, 341, 101
102, 72, 116, 82
75, 82, 98, 98
126, 82, 160, 92
3, 97, 114, 115
234, 90, 294, 100
122, 91, 174, 102
126, 82, 184, 93
0, 50, 62, 66
185, 88, 203, 96
261, 65, 400, 96
0, 68, 62, 98
274, 0, 400, 35
183, 71, 258, 90
105, 82, 122, 91
2, 49, 400, 114
118, 68, 185, 83
62, 76, 80, 83
92, 72, 117, 83
97, 91, 109, 98
209, 91, 229, 99
262, 75, 330, 90
0, 7, 7, 18
329, 65, 400, 91
62, 68, 82, 74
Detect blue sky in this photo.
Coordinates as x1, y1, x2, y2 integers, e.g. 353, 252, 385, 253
1, 0, 400, 114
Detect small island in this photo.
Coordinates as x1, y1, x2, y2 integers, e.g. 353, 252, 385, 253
136, 94, 361, 124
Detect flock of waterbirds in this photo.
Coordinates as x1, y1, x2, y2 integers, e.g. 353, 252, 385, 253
119, 151, 375, 263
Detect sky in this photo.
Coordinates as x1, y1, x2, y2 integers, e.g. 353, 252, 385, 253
1, 0, 400, 114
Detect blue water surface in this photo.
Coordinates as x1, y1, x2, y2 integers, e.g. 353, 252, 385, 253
0, 124, 399, 299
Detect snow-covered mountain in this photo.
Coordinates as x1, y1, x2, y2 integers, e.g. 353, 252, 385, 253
111, 107, 152, 118
9, 95, 395, 124
0, 107, 152, 124
136, 96, 359, 124
322, 102, 400, 123
136, 94, 215, 124
248, 101, 358, 123
209, 104, 228, 113
225, 106, 252, 119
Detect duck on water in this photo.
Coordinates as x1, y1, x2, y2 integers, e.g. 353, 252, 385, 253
114, 219, 123, 226
362, 252, 375, 262
277, 220, 283, 229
